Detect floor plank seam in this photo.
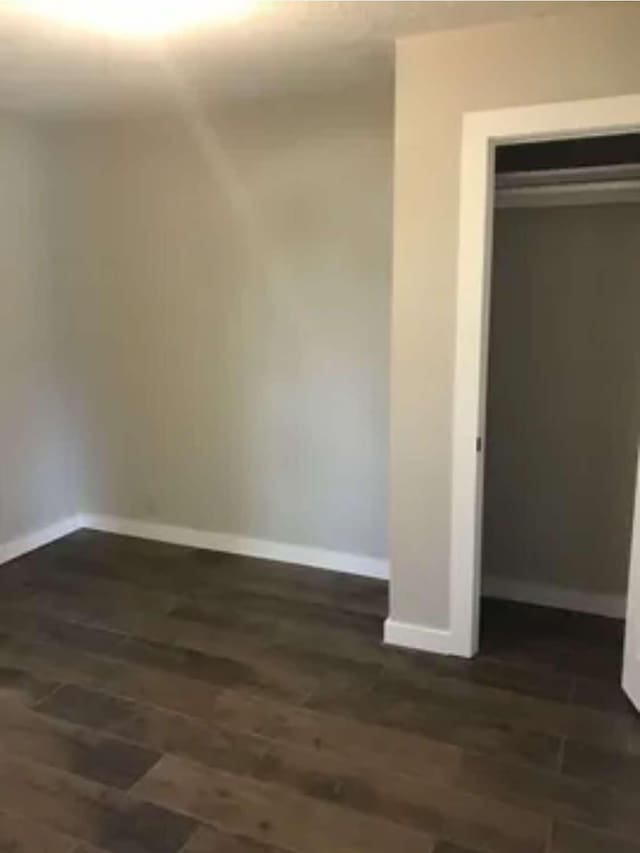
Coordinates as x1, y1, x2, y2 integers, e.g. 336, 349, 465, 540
31, 678, 66, 708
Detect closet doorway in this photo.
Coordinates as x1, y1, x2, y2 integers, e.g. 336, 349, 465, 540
449, 96, 640, 713
481, 134, 640, 696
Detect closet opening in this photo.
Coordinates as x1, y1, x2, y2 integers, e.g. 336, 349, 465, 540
479, 132, 640, 700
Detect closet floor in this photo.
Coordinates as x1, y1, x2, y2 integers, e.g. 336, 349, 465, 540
0, 529, 638, 853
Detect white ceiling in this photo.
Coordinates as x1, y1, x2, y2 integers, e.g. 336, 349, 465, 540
1, 1, 605, 114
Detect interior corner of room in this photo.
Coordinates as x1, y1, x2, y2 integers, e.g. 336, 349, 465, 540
1, 85, 393, 575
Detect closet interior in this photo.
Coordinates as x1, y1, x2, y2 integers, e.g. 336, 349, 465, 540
480, 133, 640, 678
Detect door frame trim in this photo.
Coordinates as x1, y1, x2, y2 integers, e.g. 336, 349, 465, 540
450, 94, 640, 657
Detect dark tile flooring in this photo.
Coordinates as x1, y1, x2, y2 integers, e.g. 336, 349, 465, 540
0, 530, 638, 853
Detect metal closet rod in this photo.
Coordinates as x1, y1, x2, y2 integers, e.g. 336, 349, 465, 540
494, 163, 640, 209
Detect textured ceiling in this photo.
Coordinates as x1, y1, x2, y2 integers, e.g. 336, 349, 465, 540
1, 1, 605, 114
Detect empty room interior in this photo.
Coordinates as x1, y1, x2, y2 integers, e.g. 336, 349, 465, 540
1, 3, 640, 853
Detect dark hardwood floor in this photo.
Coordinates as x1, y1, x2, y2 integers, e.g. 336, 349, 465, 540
0, 529, 638, 853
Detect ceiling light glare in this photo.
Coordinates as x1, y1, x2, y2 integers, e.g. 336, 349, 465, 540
14, 0, 256, 38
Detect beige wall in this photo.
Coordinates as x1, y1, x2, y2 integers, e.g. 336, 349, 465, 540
0, 117, 77, 545
391, 7, 640, 629
484, 204, 640, 597
45, 86, 392, 558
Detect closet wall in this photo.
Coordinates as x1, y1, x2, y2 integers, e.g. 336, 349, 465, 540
483, 202, 640, 602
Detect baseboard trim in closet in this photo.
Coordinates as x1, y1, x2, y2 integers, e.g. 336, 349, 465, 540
483, 575, 626, 619
79, 513, 389, 581
0, 515, 83, 567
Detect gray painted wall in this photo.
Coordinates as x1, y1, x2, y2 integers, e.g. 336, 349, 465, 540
44, 86, 392, 559
484, 204, 640, 597
0, 117, 77, 546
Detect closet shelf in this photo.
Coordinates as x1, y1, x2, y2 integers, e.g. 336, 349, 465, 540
495, 163, 640, 208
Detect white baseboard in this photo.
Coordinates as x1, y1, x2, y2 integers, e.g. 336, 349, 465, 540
0, 515, 83, 567
79, 513, 389, 581
483, 575, 626, 619
384, 617, 457, 655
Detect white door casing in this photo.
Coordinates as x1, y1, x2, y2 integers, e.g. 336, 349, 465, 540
450, 94, 640, 692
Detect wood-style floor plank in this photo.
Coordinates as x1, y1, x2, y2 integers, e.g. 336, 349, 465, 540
132, 753, 439, 853
248, 739, 547, 853
550, 820, 640, 853
208, 688, 462, 781
457, 751, 609, 830
0, 810, 77, 853
0, 752, 197, 852
0, 701, 159, 789
180, 823, 308, 852
562, 738, 640, 793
